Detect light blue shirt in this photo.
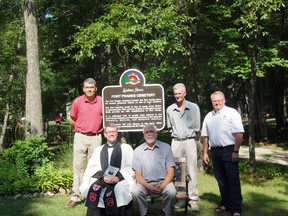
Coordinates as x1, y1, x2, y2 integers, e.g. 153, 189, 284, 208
166, 100, 201, 138
132, 140, 176, 183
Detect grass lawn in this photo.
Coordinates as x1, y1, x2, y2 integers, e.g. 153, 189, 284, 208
0, 170, 287, 216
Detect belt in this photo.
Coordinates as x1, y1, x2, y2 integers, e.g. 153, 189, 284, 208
173, 137, 195, 141
211, 145, 234, 150
76, 131, 100, 136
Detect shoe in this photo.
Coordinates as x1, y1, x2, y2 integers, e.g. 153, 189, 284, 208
189, 200, 199, 212
173, 200, 185, 209
215, 205, 227, 213
65, 200, 81, 208
233, 213, 241, 216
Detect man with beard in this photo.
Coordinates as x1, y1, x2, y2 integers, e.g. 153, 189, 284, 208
132, 124, 176, 216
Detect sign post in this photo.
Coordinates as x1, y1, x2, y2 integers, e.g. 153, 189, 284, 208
102, 69, 165, 132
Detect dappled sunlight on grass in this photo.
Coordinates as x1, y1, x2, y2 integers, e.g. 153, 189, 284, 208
0, 171, 287, 215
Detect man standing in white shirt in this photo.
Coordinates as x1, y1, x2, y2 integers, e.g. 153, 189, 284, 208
201, 91, 244, 216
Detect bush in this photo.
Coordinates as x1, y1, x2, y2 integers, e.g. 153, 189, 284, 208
33, 163, 73, 192
3, 136, 53, 175
239, 160, 285, 183
0, 136, 73, 195
0, 160, 37, 195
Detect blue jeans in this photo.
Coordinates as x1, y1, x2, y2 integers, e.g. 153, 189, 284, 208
211, 145, 242, 214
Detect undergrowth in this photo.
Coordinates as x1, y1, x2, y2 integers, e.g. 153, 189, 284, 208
0, 136, 72, 195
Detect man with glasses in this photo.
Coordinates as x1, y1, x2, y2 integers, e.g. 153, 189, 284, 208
132, 124, 176, 216
66, 78, 103, 208
80, 123, 134, 216
201, 91, 244, 216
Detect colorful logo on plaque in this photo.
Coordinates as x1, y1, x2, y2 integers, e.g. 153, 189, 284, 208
124, 72, 141, 85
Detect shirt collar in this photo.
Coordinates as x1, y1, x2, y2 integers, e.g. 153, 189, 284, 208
84, 95, 97, 103
172, 103, 190, 112
144, 142, 160, 151
212, 105, 226, 115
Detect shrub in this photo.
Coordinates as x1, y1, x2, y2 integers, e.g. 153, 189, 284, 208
0, 160, 37, 195
0, 137, 73, 195
0, 159, 73, 194
239, 160, 285, 183
3, 136, 53, 175
33, 163, 73, 192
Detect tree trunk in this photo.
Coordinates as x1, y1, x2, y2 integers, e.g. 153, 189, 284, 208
248, 16, 259, 173
23, 0, 43, 137
0, 104, 9, 155
0, 75, 14, 154
176, 0, 203, 171
256, 79, 268, 142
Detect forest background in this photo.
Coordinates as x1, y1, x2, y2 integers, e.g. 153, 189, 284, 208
0, 0, 287, 173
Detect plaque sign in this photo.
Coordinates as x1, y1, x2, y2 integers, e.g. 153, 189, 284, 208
102, 69, 165, 132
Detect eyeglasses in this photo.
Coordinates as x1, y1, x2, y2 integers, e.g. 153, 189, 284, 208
84, 86, 96, 89
105, 131, 117, 134
212, 99, 223, 103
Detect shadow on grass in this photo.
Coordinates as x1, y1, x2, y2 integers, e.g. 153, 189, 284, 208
0, 195, 86, 216
243, 191, 288, 216
200, 191, 288, 216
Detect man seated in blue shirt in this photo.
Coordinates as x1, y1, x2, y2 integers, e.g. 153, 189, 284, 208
132, 124, 177, 216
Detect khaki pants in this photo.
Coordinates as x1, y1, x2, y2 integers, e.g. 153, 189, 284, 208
71, 132, 102, 201
171, 138, 198, 201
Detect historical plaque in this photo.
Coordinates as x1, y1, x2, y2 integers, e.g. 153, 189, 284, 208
102, 69, 165, 132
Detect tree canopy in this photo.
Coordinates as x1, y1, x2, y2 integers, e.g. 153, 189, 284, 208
0, 0, 287, 157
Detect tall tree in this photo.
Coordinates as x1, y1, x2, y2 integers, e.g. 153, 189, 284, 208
234, 0, 285, 172
0, 0, 26, 149
23, 0, 43, 137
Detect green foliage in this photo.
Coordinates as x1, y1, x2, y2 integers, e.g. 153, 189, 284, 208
259, 46, 288, 69
0, 159, 72, 194
53, 145, 74, 170
0, 160, 37, 195
62, 0, 195, 82
0, 135, 73, 195
33, 163, 73, 192
3, 136, 53, 175
234, 0, 284, 38
204, 159, 286, 185
239, 160, 285, 183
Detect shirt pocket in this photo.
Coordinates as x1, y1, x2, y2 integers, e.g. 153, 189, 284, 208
154, 157, 166, 171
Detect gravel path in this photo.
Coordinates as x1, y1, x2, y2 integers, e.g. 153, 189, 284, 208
239, 146, 288, 166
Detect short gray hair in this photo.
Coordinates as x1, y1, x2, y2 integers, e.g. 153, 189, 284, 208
142, 124, 158, 134
104, 123, 118, 132
83, 78, 96, 86
211, 91, 225, 100
173, 83, 186, 93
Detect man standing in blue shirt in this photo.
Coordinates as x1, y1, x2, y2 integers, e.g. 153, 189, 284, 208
166, 83, 201, 211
